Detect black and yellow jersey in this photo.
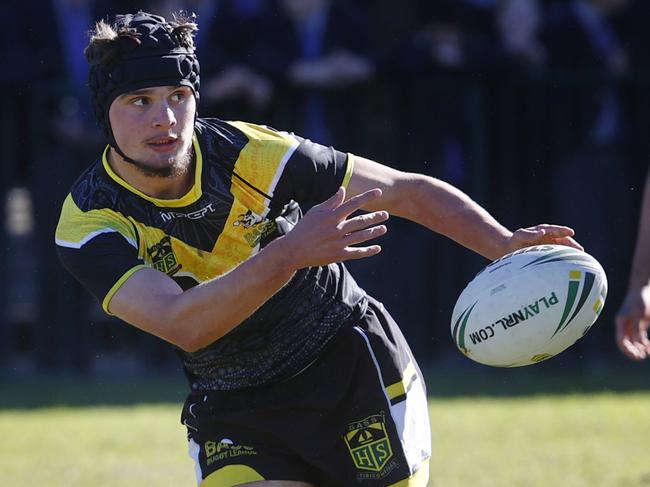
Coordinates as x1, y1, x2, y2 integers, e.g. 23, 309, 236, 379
55, 118, 368, 390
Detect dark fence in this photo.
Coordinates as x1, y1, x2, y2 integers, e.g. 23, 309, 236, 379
2, 72, 649, 374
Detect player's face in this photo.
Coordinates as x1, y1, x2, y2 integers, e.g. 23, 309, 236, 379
109, 85, 196, 176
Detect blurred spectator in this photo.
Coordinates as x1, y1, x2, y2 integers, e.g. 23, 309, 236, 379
355, 0, 418, 68
48, 0, 107, 151
398, 0, 505, 183
495, 0, 546, 71
197, 0, 274, 122
541, 0, 630, 149
25, 0, 129, 369
542, 0, 636, 362
617, 0, 650, 73
487, 0, 548, 227
251, 0, 376, 146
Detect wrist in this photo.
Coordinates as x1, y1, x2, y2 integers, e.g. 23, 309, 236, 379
486, 230, 515, 261
260, 235, 300, 280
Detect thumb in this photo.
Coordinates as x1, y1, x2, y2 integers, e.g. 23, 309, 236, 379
518, 228, 546, 241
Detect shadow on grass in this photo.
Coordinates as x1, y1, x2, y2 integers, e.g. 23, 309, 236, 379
0, 359, 647, 410
424, 356, 650, 398
0, 373, 189, 410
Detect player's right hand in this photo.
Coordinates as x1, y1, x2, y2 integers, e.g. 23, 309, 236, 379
281, 186, 389, 268
615, 285, 650, 360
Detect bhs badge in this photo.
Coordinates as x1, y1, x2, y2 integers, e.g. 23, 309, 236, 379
344, 413, 394, 473
147, 236, 182, 275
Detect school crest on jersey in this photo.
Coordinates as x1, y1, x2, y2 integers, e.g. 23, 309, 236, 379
147, 236, 182, 275
344, 413, 394, 474
234, 211, 278, 248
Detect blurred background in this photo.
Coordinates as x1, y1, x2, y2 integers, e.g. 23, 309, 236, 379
2, 0, 649, 380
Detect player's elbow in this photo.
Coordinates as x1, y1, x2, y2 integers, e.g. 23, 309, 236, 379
163, 305, 227, 353
166, 330, 213, 353
163, 314, 211, 353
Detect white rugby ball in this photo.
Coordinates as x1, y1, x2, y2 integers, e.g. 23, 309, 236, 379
451, 245, 607, 367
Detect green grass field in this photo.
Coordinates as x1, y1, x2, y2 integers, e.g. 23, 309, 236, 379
1, 365, 648, 486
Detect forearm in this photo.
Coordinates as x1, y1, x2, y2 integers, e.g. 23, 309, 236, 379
112, 237, 296, 352
393, 175, 512, 260
349, 157, 512, 260
171, 238, 295, 350
628, 170, 650, 290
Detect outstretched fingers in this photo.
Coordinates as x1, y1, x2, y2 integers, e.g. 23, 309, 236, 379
343, 222, 388, 247
339, 210, 389, 234
336, 208, 389, 262
334, 187, 383, 218
339, 243, 384, 262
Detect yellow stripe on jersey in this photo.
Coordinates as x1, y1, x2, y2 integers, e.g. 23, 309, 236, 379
101, 135, 204, 208
102, 264, 147, 314
386, 361, 418, 401
201, 465, 265, 486
133, 222, 250, 281
205, 122, 299, 264
55, 194, 138, 248
342, 152, 356, 189
59, 198, 268, 289
228, 121, 299, 216
208, 198, 262, 268
388, 460, 430, 487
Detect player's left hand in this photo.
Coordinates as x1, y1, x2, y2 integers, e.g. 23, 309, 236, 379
615, 286, 650, 360
506, 224, 583, 254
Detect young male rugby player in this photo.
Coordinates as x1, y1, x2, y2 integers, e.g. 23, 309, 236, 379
55, 12, 582, 487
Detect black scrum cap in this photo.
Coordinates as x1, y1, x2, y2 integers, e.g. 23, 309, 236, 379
87, 12, 200, 146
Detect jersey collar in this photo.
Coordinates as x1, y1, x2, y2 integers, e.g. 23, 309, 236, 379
102, 134, 203, 208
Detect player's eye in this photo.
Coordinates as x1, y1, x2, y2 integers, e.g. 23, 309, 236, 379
132, 97, 149, 107
171, 91, 186, 103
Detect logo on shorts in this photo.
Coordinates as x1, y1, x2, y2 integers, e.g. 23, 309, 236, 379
146, 236, 181, 275
344, 413, 395, 474
204, 438, 257, 466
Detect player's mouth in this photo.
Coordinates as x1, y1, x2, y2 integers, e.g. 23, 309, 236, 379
146, 136, 179, 153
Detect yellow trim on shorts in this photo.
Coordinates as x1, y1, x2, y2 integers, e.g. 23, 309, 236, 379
388, 460, 430, 487
342, 153, 356, 189
201, 465, 265, 486
102, 264, 147, 315
386, 361, 418, 401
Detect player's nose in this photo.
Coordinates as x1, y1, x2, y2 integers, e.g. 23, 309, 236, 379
151, 103, 177, 128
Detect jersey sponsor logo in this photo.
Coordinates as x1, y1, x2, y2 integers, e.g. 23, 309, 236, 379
146, 236, 182, 275
344, 412, 397, 478
160, 203, 216, 222
204, 438, 257, 467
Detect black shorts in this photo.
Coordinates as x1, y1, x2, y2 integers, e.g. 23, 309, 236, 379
181, 298, 431, 486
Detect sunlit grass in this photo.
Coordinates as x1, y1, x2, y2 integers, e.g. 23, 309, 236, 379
428, 393, 650, 487
0, 374, 648, 486
0, 405, 192, 486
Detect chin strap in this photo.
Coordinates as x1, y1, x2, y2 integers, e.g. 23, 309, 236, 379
110, 143, 143, 167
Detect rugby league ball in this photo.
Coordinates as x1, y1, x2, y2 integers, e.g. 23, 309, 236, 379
451, 245, 607, 367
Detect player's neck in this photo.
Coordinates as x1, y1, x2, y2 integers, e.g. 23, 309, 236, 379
107, 147, 196, 200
